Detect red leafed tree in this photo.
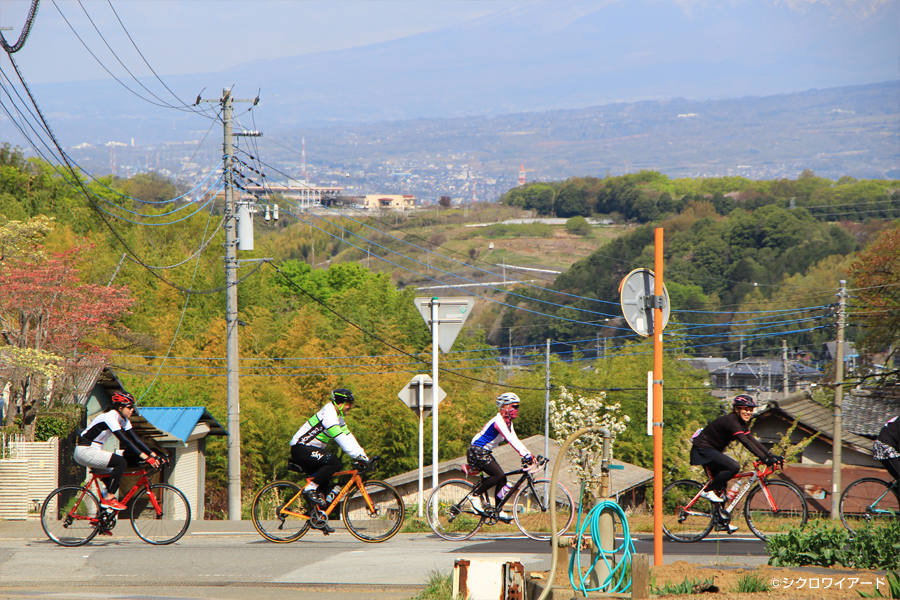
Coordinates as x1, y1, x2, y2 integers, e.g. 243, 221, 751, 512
0, 242, 134, 434
849, 224, 900, 382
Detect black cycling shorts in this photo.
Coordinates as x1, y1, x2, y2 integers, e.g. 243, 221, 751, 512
467, 445, 493, 471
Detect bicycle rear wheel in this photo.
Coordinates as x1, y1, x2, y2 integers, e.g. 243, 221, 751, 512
129, 483, 192, 545
425, 479, 483, 541
252, 481, 310, 543
661, 480, 715, 542
41, 485, 101, 547
744, 479, 808, 541
342, 480, 405, 542
512, 479, 575, 541
839, 478, 900, 534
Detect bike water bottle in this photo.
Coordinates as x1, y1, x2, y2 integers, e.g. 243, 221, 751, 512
727, 482, 740, 501
326, 485, 341, 504
497, 483, 513, 500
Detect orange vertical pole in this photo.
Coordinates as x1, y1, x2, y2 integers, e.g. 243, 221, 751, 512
653, 227, 664, 566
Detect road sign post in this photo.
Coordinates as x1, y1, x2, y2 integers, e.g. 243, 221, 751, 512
398, 374, 446, 516
414, 296, 475, 503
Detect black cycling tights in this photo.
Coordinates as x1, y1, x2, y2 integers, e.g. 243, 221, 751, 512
471, 457, 507, 501
703, 452, 740, 494
104, 448, 142, 495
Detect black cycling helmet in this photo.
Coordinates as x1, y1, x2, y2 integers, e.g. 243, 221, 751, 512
732, 394, 758, 408
331, 388, 355, 405
111, 391, 136, 411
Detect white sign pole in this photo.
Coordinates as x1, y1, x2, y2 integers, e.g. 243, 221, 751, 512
431, 299, 440, 500
418, 376, 425, 517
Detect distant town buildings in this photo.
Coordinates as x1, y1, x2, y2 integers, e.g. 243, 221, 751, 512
240, 179, 343, 208
356, 194, 416, 211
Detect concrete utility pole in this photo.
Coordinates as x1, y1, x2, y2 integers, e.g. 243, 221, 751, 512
831, 280, 847, 519
198, 87, 261, 520
782, 340, 789, 398
222, 89, 242, 521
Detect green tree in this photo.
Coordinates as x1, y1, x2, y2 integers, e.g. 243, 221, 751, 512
850, 224, 900, 381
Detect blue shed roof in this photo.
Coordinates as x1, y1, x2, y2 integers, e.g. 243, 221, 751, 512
137, 407, 227, 444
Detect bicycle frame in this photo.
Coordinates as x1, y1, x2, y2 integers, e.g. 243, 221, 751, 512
474, 461, 547, 513
66, 467, 162, 524
695, 462, 780, 516
867, 481, 900, 515
278, 467, 374, 521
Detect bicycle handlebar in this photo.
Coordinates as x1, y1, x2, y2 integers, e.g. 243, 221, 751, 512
352, 455, 380, 474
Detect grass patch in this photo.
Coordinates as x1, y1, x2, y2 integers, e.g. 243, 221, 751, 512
731, 572, 770, 593
409, 570, 456, 600
652, 576, 717, 595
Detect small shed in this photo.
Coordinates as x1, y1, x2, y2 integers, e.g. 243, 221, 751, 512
134, 407, 227, 521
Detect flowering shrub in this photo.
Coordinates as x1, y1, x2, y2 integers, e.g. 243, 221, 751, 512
549, 386, 629, 491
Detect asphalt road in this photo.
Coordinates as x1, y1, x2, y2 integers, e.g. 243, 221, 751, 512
0, 520, 767, 600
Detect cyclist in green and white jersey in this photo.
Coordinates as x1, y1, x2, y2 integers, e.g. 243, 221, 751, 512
290, 388, 369, 513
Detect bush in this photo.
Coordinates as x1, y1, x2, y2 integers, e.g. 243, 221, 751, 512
767, 519, 900, 570
565, 216, 591, 236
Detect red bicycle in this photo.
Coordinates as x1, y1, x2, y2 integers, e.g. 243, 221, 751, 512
661, 459, 808, 542
40, 462, 191, 546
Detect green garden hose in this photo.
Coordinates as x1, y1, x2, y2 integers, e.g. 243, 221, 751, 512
568, 493, 635, 595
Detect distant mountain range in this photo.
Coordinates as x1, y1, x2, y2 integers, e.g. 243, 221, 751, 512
14, 0, 900, 182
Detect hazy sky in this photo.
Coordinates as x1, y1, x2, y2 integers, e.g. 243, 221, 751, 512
3, 0, 518, 84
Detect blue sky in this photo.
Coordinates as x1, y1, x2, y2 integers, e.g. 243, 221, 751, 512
4, 0, 518, 84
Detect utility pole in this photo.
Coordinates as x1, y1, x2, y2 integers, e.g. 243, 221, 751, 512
782, 339, 789, 398
223, 88, 242, 521
199, 87, 260, 520
831, 281, 847, 519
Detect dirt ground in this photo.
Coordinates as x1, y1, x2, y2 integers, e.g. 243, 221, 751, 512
533, 561, 891, 599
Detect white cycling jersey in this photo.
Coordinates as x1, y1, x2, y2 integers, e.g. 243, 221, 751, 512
290, 402, 366, 459
470, 413, 531, 458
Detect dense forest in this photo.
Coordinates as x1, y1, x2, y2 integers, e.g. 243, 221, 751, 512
2, 145, 898, 516
499, 171, 899, 362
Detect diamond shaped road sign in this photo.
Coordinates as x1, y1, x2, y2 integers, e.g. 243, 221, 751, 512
415, 297, 476, 353
397, 374, 446, 418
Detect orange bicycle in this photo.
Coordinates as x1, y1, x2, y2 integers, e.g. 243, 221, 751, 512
661, 458, 808, 542
41, 462, 191, 546
251, 455, 404, 543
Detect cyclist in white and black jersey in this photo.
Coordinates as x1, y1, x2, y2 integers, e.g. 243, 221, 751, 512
74, 392, 164, 512
290, 388, 369, 522
465, 392, 535, 518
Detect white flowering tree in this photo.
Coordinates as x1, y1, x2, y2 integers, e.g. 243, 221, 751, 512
549, 386, 629, 499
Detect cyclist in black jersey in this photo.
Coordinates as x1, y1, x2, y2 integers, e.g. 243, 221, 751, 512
690, 394, 778, 520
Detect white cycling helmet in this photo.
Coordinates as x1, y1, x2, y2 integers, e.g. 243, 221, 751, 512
496, 392, 520, 408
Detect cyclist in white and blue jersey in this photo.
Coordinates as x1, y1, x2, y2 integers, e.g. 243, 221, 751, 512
465, 392, 535, 517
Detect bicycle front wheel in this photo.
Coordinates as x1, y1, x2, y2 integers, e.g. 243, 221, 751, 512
512, 479, 575, 541
839, 478, 900, 534
129, 483, 192, 545
425, 479, 483, 541
661, 480, 715, 542
342, 480, 405, 542
252, 481, 310, 543
744, 479, 808, 541
41, 485, 101, 547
